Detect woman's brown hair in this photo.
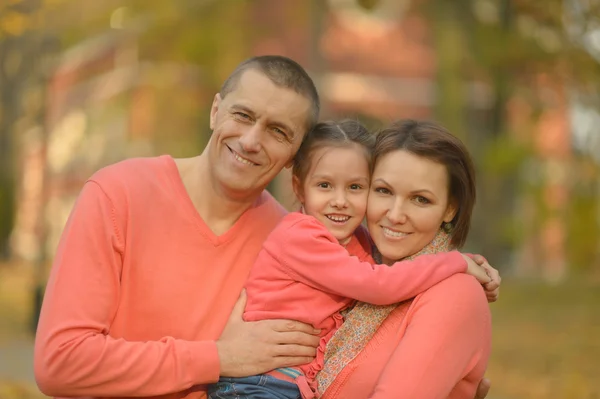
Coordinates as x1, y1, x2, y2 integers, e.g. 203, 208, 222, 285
373, 119, 476, 248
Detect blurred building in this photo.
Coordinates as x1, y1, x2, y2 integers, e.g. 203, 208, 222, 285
11, 29, 201, 263
11, 0, 597, 280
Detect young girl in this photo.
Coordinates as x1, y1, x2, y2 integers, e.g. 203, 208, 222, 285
207, 120, 489, 399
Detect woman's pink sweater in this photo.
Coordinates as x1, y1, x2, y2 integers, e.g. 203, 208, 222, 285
321, 274, 491, 399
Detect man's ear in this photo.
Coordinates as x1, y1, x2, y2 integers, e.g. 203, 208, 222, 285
443, 200, 457, 224
284, 156, 295, 169
292, 175, 304, 204
209, 93, 221, 130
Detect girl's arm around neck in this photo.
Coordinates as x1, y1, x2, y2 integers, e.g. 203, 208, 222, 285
265, 216, 468, 305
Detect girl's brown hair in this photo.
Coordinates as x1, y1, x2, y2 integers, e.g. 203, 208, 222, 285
292, 119, 375, 192
373, 119, 476, 248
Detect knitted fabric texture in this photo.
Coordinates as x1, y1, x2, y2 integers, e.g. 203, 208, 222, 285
316, 229, 453, 394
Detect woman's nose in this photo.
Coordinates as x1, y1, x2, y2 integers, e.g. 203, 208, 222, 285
386, 201, 408, 224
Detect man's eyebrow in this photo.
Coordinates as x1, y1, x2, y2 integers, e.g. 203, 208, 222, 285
271, 121, 296, 140
230, 104, 255, 115
230, 103, 297, 140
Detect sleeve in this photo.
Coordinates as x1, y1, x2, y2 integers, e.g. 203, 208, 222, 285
368, 274, 492, 399
266, 218, 467, 305
33, 181, 219, 398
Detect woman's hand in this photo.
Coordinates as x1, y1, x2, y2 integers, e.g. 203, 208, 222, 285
461, 254, 491, 285
469, 254, 501, 303
474, 377, 491, 398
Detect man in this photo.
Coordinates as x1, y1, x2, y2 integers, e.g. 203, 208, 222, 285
34, 55, 497, 399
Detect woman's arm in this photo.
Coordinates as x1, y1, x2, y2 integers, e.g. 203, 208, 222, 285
368, 274, 491, 399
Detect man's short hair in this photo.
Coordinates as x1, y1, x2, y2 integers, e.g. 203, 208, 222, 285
220, 55, 320, 131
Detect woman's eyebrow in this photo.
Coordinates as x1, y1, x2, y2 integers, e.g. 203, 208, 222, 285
410, 189, 437, 198
372, 178, 390, 185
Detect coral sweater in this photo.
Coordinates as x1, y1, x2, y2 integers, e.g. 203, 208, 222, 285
321, 274, 492, 399
244, 213, 469, 398
34, 155, 287, 399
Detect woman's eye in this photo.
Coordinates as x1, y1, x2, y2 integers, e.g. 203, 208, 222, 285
414, 196, 430, 204
374, 187, 391, 195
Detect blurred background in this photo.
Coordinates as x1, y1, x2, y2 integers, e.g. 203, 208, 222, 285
0, 0, 599, 398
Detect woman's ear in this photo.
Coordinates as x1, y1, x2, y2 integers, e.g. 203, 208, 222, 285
292, 175, 304, 204
443, 200, 457, 224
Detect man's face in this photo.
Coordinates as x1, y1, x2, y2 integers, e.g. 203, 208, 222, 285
208, 69, 312, 200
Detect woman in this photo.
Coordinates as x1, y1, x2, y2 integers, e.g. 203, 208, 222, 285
318, 119, 494, 399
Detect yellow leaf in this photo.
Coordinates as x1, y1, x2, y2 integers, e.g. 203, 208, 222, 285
0, 11, 27, 36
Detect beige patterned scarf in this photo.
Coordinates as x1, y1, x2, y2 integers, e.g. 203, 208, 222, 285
316, 229, 453, 394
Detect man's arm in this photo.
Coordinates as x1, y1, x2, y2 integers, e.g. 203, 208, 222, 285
34, 182, 320, 397
34, 181, 221, 397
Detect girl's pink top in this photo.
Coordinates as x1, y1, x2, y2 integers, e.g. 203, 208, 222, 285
243, 212, 468, 398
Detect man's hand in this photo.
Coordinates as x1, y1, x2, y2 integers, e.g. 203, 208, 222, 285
475, 377, 491, 399
469, 254, 501, 303
216, 290, 321, 377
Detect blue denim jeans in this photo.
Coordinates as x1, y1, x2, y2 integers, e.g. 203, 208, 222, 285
207, 375, 300, 399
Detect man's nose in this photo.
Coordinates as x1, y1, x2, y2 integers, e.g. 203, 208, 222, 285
238, 124, 262, 153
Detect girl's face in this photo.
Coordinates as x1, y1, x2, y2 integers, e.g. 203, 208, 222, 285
294, 144, 370, 245
367, 150, 457, 264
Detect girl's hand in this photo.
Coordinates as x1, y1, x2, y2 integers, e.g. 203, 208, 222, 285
461, 254, 491, 285
469, 254, 501, 303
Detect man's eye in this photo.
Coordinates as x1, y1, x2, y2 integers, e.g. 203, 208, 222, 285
234, 112, 250, 120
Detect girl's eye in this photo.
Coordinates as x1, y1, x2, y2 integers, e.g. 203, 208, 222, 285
374, 187, 391, 195
318, 182, 331, 189
349, 184, 362, 190
414, 196, 431, 205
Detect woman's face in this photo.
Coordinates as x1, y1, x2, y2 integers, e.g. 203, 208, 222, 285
367, 149, 457, 264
